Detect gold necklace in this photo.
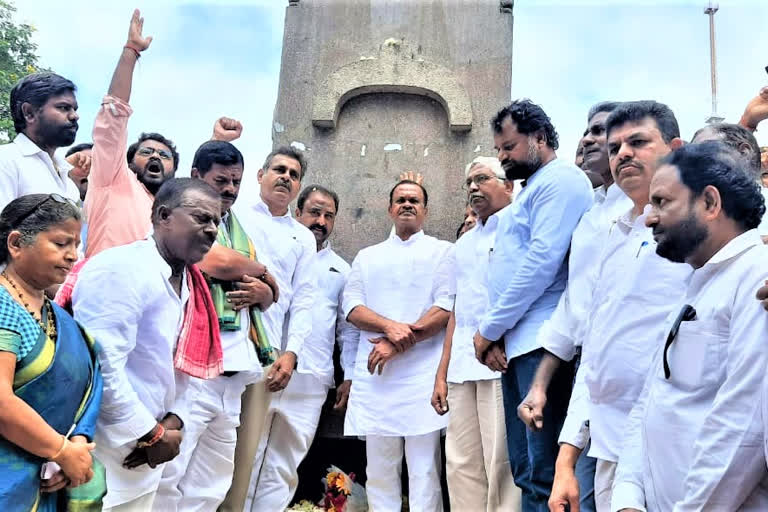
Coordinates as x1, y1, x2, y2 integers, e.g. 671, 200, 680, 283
1, 270, 48, 332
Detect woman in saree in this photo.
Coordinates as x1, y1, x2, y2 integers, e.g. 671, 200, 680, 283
0, 194, 103, 511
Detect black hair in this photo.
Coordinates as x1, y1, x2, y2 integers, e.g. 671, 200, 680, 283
692, 123, 761, 176
0, 194, 81, 264
65, 142, 93, 158
297, 184, 340, 212
262, 145, 307, 180
490, 99, 559, 150
127, 132, 180, 171
605, 100, 680, 143
388, 179, 429, 207
191, 140, 244, 176
587, 101, 622, 122
10, 72, 77, 134
456, 221, 465, 240
661, 141, 765, 231
151, 178, 220, 223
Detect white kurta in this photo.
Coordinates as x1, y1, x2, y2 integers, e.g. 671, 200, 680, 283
558, 208, 692, 461
342, 231, 454, 437
612, 230, 768, 512
72, 238, 191, 508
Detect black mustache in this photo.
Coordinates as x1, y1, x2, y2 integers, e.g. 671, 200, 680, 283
309, 224, 327, 235
221, 193, 237, 201
275, 180, 290, 188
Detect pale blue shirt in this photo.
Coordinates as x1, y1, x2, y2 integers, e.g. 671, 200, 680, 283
479, 157, 593, 359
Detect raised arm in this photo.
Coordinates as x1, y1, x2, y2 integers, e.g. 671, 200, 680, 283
108, 9, 152, 103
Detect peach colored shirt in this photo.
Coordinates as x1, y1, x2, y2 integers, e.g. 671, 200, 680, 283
84, 95, 153, 258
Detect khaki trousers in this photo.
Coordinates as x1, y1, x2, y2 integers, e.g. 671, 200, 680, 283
446, 379, 521, 511
218, 368, 273, 512
594, 458, 617, 512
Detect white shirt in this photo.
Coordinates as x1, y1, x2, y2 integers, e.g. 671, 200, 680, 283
448, 210, 503, 384
537, 183, 633, 360
301, 243, 359, 388
72, 238, 192, 508
557, 208, 691, 462
234, 196, 315, 355
216, 215, 259, 375
342, 231, 455, 436
612, 230, 768, 512
0, 133, 79, 211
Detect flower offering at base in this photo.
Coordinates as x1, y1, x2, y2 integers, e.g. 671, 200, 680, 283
321, 465, 367, 512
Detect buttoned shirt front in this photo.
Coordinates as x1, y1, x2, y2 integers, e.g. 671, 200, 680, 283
479, 158, 593, 359
537, 183, 633, 361
234, 196, 315, 356
448, 209, 504, 384
0, 133, 79, 211
557, 208, 691, 461
302, 243, 359, 388
72, 238, 192, 508
612, 230, 768, 512
342, 231, 455, 436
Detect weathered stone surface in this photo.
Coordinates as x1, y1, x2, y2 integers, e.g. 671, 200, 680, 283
274, 0, 514, 261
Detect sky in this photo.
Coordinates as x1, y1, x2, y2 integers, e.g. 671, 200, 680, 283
14, 0, 768, 195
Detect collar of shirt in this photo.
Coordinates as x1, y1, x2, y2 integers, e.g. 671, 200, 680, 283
254, 194, 292, 221
695, 228, 763, 277
615, 204, 651, 235
317, 240, 332, 256
389, 229, 425, 246
14, 133, 73, 172
523, 157, 562, 188
475, 204, 507, 233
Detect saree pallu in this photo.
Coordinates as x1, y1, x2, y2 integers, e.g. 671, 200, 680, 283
0, 301, 104, 512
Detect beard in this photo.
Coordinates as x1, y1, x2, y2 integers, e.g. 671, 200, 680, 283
655, 213, 708, 264
38, 118, 78, 148
502, 141, 542, 180
129, 159, 170, 195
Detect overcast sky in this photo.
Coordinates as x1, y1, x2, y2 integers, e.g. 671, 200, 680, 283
15, 0, 768, 195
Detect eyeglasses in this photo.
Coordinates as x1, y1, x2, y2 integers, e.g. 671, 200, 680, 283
462, 173, 504, 191
663, 304, 697, 379
12, 193, 78, 229
136, 146, 173, 161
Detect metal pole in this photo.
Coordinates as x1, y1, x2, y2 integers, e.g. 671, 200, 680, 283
704, 4, 721, 123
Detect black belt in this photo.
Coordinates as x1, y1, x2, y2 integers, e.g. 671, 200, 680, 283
222, 371, 239, 377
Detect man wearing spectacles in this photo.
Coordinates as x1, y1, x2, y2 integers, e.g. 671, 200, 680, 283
612, 142, 768, 511
545, 101, 690, 512
431, 156, 520, 510
0, 71, 81, 211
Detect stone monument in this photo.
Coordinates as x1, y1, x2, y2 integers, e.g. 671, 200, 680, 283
272, 0, 514, 261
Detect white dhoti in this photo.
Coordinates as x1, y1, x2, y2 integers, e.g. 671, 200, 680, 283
366, 431, 443, 512
155, 373, 251, 511
245, 371, 330, 511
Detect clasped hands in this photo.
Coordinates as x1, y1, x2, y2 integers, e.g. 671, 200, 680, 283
123, 414, 183, 470
472, 331, 508, 373
367, 320, 425, 375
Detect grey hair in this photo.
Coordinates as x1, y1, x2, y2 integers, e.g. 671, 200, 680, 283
0, 194, 81, 264
465, 156, 505, 180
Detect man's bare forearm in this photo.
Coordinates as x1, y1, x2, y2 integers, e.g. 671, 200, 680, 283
412, 306, 451, 342
436, 311, 456, 381
108, 49, 139, 103
199, 245, 266, 281
347, 305, 395, 333
530, 351, 563, 393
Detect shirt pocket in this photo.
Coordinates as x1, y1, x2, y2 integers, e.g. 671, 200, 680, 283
666, 319, 727, 392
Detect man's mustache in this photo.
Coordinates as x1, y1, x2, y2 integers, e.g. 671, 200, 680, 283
309, 224, 327, 235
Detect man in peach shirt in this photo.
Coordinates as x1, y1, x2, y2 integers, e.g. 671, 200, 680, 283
69, 10, 276, 291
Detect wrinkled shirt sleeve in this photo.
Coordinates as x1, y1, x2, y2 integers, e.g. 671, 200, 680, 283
88, 95, 133, 189
432, 244, 456, 311
478, 173, 592, 341
285, 241, 316, 355
337, 277, 360, 381
558, 358, 590, 450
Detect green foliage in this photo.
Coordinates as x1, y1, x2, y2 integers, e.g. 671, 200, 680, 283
0, 0, 48, 142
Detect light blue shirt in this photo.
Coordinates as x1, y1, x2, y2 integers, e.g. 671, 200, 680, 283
479, 157, 593, 359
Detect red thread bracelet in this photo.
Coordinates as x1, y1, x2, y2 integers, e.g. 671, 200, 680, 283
124, 44, 141, 59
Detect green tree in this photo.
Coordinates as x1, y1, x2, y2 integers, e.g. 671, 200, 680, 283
0, 0, 47, 142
